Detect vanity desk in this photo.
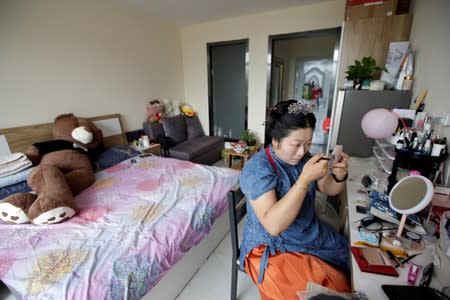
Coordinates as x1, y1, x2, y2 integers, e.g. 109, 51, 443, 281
342, 157, 443, 299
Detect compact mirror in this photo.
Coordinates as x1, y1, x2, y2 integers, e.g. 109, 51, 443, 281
389, 175, 434, 239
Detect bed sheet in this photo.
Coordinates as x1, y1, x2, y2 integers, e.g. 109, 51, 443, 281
0, 155, 240, 299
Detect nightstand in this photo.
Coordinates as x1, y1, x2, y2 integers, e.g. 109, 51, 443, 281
132, 143, 161, 156
223, 144, 261, 170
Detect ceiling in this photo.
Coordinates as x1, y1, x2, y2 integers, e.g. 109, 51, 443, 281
114, 0, 332, 26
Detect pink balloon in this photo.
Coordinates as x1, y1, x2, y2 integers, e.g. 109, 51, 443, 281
361, 109, 398, 139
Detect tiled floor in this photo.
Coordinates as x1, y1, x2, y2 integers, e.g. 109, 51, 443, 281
176, 218, 260, 300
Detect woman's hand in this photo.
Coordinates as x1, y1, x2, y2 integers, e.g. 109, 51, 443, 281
299, 153, 329, 185
330, 151, 349, 181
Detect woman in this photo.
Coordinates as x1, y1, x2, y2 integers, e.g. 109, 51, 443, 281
239, 100, 350, 300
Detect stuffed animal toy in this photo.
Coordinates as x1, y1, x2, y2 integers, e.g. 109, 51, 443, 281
181, 104, 197, 117
161, 98, 171, 116
146, 99, 163, 123
166, 99, 181, 117
0, 114, 104, 225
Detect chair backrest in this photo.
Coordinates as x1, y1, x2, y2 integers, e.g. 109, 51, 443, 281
227, 185, 247, 300
228, 186, 246, 260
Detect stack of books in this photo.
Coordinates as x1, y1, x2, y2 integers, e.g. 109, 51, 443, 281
369, 191, 426, 235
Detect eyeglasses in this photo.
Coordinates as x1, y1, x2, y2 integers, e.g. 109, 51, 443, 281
358, 216, 398, 232
358, 217, 383, 231
357, 216, 400, 246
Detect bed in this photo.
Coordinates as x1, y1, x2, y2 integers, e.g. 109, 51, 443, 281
0, 114, 240, 299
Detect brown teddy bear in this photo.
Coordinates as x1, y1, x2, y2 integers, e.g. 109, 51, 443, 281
0, 114, 104, 225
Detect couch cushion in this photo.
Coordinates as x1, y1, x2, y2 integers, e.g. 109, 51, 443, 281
161, 115, 187, 144
169, 136, 224, 161
185, 116, 205, 139
143, 122, 165, 141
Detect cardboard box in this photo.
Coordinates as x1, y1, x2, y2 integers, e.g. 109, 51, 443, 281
346, 0, 398, 21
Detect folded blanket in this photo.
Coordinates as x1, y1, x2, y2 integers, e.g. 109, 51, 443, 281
0, 152, 27, 166
0, 181, 32, 201
0, 167, 33, 188
0, 153, 33, 177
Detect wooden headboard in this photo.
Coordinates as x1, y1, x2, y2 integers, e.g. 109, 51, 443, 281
0, 114, 127, 154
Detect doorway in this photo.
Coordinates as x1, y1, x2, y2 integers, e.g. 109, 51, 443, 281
207, 39, 248, 141
265, 28, 341, 152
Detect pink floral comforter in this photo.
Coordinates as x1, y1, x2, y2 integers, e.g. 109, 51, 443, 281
0, 156, 239, 299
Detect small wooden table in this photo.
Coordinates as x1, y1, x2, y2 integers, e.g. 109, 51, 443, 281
132, 143, 161, 156
223, 144, 261, 170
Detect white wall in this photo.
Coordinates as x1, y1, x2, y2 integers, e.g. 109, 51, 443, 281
410, 0, 450, 184
410, 0, 450, 139
0, 0, 184, 131
181, 0, 346, 141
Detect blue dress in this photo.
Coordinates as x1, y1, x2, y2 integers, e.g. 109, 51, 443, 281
239, 145, 349, 284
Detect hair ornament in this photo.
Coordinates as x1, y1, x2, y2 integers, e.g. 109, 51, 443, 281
287, 101, 312, 115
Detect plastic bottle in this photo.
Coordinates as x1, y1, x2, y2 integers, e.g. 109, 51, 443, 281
302, 83, 311, 99
423, 139, 432, 155
412, 137, 419, 150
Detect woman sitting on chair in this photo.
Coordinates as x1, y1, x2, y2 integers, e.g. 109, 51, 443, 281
239, 100, 350, 300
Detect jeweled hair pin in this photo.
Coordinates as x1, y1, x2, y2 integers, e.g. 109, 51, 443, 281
287, 101, 312, 115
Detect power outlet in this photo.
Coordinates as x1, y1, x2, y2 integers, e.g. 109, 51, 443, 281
443, 113, 450, 127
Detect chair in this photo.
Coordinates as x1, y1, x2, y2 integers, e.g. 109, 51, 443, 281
227, 186, 247, 300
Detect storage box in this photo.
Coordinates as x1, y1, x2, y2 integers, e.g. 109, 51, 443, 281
346, 0, 398, 21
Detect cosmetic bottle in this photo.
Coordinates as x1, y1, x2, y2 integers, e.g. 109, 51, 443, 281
412, 137, 419, 150
423, 139, 431, 155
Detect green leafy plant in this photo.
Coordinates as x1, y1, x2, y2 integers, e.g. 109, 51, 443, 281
345, 56, 387, 88
221, 149, 229, 164
241, 129, 256, 146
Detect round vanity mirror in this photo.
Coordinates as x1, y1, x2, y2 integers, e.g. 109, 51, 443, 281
389, 175, 434, 240
389, 175, 434, 214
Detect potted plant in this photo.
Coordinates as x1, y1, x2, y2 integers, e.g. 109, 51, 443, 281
221, 149, 229, 165
241, 129, 257, 150
345, 56, 387, 89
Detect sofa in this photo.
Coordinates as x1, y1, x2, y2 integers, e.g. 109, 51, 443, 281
143, 115, 224, 165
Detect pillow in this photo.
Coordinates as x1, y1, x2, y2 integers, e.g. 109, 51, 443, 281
185, 116, 205, 139
94, 144, 140, 172
161, 115, 187, 144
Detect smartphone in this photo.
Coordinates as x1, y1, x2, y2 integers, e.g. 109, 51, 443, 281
356, 205, 369, 214
331, 145, 343, 163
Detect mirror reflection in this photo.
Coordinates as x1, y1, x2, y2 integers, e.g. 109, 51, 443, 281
391, 177, 428, 211
267, 28, 341, 153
